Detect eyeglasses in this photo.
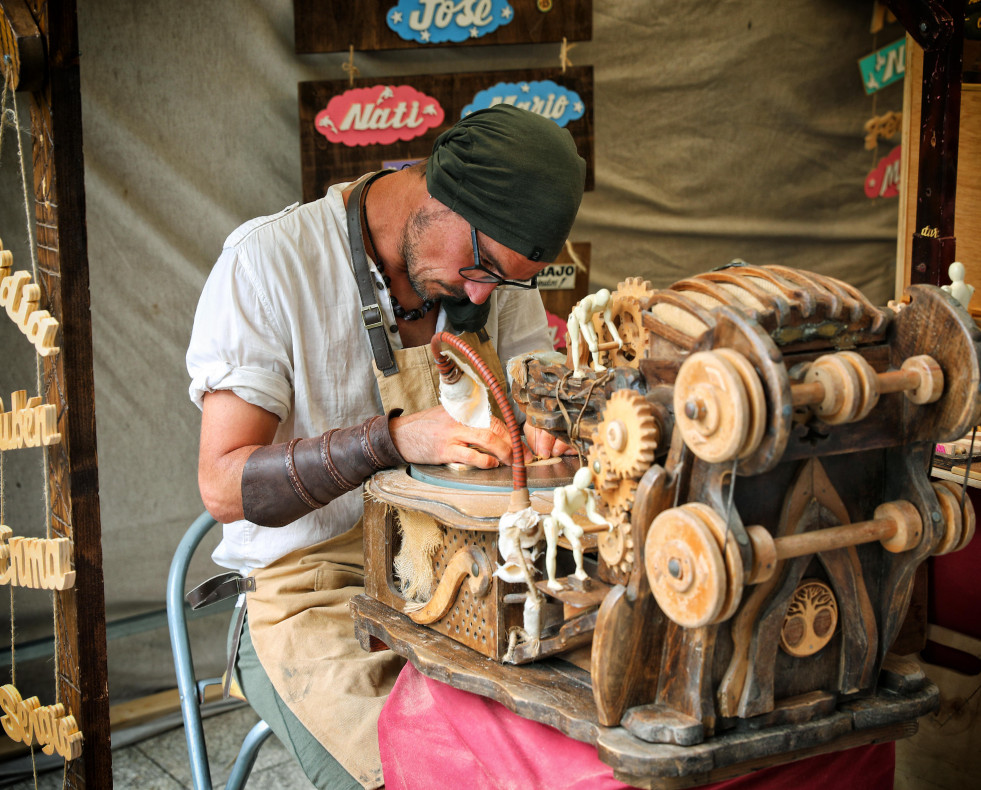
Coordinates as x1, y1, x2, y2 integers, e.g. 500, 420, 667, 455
458, 226, 538, 290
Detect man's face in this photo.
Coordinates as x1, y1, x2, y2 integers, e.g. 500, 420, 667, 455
398, 198, 543, 305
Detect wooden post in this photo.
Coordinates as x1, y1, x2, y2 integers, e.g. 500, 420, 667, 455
888, 0, 966, 285
0, 0, 112, 786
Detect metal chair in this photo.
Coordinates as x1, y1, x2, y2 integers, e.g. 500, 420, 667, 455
167, 511, 273, 790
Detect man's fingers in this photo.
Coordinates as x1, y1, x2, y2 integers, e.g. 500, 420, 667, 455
462, 423, 515, 465
456, 446, 501, 469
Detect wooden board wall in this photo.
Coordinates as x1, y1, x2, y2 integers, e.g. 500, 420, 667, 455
299, 65, 594, 202
294, 0, 592, 54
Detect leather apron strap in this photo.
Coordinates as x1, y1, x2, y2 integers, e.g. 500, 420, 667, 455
347, 170, 399, 377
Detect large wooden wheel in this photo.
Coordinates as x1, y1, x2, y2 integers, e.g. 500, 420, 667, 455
645, 504, 728, 628
674, 349, 766, 464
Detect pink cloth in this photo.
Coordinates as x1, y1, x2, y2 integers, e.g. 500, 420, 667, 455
379, 664, 895, 790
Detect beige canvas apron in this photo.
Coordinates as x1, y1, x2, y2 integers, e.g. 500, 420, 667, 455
246, 331, 504, 789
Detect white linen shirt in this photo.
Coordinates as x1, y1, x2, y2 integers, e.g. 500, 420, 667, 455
187, 180, 553, 575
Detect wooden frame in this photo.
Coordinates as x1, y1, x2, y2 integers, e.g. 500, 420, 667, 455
0, 1, 112, 786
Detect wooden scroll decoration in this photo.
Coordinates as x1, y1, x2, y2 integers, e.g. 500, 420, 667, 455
293, 0, 592, 54
0, 0, 112, 787
299, 66, 594, 202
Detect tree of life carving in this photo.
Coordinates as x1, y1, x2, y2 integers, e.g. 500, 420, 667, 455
780, 580, 838, 658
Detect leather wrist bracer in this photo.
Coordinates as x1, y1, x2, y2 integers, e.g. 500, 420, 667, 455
241, 409, 405, 527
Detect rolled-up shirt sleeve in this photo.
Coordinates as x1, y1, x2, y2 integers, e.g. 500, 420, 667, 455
186, 247, 294, 421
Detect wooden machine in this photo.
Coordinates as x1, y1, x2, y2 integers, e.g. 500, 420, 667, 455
352, 263, 979, 786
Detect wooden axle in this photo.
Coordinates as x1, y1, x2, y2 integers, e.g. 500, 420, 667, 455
645, 499, 925, 628
744, 500, 922, 584
794, 352, 943, 425
790, 367, 932, 407
674, 348, 943, 465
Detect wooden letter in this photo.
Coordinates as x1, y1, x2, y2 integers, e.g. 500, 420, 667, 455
0, 683, 82, 760
0, 266, 60, 355
0, 530, 75, 590
0, 392, 62, 451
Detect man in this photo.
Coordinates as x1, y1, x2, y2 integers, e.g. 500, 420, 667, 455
186, 105, 585, 789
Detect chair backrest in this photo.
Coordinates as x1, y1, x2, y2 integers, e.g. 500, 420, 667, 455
167, 511, 271, 790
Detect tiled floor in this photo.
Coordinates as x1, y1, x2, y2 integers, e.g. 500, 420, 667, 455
0, 705, 316, 789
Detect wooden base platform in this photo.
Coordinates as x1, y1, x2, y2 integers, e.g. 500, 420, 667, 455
351, 594, 940, 788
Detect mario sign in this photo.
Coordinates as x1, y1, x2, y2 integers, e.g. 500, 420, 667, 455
315, 85, 445, 147
462, 80, 585, 128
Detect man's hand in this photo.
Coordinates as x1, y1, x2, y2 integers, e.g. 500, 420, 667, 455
390, 406, 515, 468
523, 423, 575, 460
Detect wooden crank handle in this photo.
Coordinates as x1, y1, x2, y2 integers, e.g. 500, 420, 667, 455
405, 547, 492, 624
745, 500, 922, 584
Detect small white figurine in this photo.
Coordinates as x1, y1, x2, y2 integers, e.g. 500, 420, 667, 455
545, 466, 608, 590
568, 289, 622, 378
941, 262, 974, 310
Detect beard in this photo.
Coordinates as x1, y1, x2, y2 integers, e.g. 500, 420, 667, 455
398, 202, 467, 302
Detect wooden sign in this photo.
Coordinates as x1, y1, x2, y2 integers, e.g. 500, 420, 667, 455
865, 144, 902, 199
315, 84, 446, 147
294, 0, 591, 54
0, 526, 76, 590
1, 248, 60, 355
0, 683, 83, 760
538, 242, 590, 352
858, 37, 906, 94
300, 65, 594, 202
863, 110, 902, 151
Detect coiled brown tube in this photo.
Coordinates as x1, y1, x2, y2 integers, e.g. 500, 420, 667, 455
430, 332, 528, 504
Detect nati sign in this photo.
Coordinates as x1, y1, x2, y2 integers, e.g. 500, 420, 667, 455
315, 85, 445, 147
387, 0, 514, 44
463, 80, 584, 127
537, 262, 578, 291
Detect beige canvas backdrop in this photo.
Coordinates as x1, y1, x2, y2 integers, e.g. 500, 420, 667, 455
0, 0, 905, 703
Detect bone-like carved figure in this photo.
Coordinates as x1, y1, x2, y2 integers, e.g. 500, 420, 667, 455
545, 466, 608, 590
568, 289, 622, 377
941, 261, 975, 310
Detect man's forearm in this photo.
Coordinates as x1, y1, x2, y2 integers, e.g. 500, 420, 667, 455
241, 410, 405, 527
